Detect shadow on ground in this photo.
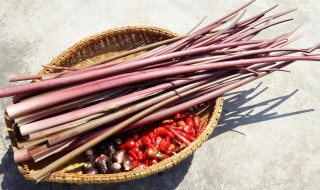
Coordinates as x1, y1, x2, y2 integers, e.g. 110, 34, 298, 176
213, 83, 314, 138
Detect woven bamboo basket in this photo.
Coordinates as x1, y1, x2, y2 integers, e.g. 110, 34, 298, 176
5, 26, 224, 184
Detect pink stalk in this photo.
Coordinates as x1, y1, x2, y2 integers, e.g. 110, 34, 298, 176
176, 48, 307, 66
245, 8, 297, 29
128, 14, 237, 61
16, 141, 30, 149
265, 27, 300, 49
10, 75, 43, 82
12, 92, 39, 103
237, 4, 279, 27
6, 40, 262, 118
30, 137, 77, 162
224, 8, 297, 43
23, 137, 47, 148
184, 16, 208, 35
27, 113, 106, 140
42, 60, 125, 80
1, 40, 262, 100
42, 65, 80, 71
10, 73, 64, 82
14, 76, 240, 162
278, 34, 304, 48
26, 73, 228, 140
189, 10, 247, 49
14, 87, 126, 125
45, 79, 217, 146
161, 75, 242, 110
19, 74, 214, 135
14, 148, 33, 163
9, 54, 320, 120
11, 61, 294, 163
190, 33, 230, 48
60, 36, 185, 71
25, 64, 274, 164
225, 18, 294, 43
146, 0, 246, 55
15, 123, 111, 163
189, 0, 256, 37
127, 62, 290, 130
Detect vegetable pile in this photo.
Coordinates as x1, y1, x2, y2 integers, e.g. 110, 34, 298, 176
1, 0, 320, 181
82, 113, 204, 174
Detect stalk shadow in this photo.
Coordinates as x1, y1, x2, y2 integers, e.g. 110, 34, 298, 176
212, 83, 314, 138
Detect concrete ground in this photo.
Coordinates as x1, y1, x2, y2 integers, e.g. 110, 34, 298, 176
0, 0, 319, 189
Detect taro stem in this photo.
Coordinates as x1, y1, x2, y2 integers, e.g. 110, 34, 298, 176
7, 54, 319, 118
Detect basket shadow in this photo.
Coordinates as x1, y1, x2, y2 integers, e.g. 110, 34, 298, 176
0, 147, 73, 190
0, 146, 192, 190
211, 83, 314, 139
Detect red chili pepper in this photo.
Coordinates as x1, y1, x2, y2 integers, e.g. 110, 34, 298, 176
149, 159, 158, 166
168, 143, 176, 151
149, 131, 155, 139
174, 143, 187, 152
176, 130, 196, 142
132, 147, 143, 160
137, 151, 144, 160
174, 113, 185, 120
154, 126, 167, 132
135, 139, 142, 148
171, 138, 182, 146
143, 159, 149, 167
126, 138, 136, 149
120, 138, 136, 149
196, 118, 209, 138
172, 126, 183, 131
165, 149, 172, 155
128, 149, 139, 160
133, 147, 140, 154
133, 162, 146, 170
166, 126, 191, 146
141, 136, 152, 146
142, 149, 149, 160
132, 160, 139, 168
159, 136, 171, 151
154, 136, 163, 148
153, 129, 174, 143
195, 129, 204, 138
165, 143, 176, 155
189, 127, 196, 136
193, 115, 201, 132
141, 135, 155, 148
133, 134, 140, 141
201, 118, 209, 131
182, 124, 191, 134
146, 147, 167, 160
177, 120, 186, 127
162, 119, 174, 124
185, 116, 194, 130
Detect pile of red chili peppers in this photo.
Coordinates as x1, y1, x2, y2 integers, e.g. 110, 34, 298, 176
118, 113, 208, 170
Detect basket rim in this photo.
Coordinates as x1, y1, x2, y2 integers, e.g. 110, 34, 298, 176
5, 26, 224, 184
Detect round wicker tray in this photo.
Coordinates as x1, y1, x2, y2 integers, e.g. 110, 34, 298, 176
5, 26, 224, 184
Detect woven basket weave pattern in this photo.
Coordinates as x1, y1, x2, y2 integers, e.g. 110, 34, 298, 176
5, 26, 224, 184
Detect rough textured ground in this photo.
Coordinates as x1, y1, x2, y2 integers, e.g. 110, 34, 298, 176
0, 0, 319, 189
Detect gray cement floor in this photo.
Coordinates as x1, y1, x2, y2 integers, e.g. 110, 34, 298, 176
0, 0, 320, 189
